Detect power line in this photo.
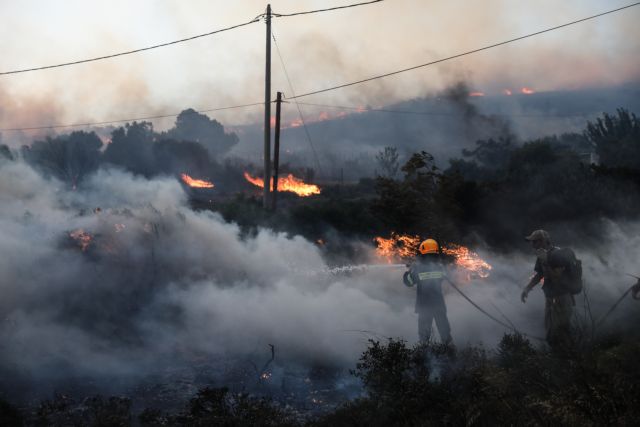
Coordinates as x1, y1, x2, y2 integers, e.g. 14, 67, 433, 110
0, 102, 263, 132
0, 15, 263, 76
292, 101, 599, 119
289, 2, 640, 99
272, 30, 323, 175
272, 0, 384, 17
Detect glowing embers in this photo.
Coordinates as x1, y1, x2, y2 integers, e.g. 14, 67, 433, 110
259, 372, 272, 380
181, 173, 214, 188
520, 87, 535, 95
69, 229, 93, 252
373, 233, 492, 279
243, 172, 321, 197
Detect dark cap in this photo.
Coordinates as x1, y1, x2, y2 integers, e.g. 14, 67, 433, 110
525, 229, 551, 242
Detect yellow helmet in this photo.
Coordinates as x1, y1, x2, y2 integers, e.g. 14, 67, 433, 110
419, 239, 439, 255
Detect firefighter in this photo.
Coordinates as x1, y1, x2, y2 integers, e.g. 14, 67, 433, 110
520, 229, 573, 350
403, 239, 452, 344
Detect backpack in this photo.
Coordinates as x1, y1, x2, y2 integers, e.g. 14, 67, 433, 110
548, 247, 583, 295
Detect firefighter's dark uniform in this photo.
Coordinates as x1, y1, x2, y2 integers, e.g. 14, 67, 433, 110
535, 247, 573, 348
403, 256, 452, 343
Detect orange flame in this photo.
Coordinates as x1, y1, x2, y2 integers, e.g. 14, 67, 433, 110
374, 233, 492, 278
181, 173, 214, 188
373, 233, 421, 263
283, 107, 367, 129
69, 229, 93, 252
521, 87, 535, 95
442, 244, 492, 279
243, 172, 321, 197
469, 91, 485, 97
503, 89, 513, 96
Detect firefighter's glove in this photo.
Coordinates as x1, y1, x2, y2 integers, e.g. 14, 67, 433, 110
403, 271, 414, 287
520, 289, 529, 303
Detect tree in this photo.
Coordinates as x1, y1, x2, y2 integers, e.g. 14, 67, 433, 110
163, 109, 239, 159
375, 146, 400, 178
586, 109, 640, 169
152, 139, 211, 176
371, 151, 446, 236
461, 136, 515, 170
0, 144, 13, 161
23, 131, 102, 187
103, 121, 156, 177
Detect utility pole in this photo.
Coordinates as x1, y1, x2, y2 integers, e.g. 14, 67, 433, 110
272, 91, 283, 210
263, 4, 272, 209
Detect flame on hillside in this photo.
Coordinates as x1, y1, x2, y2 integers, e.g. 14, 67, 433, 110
243, 172, 321, 197
181, 173, 214, 189
374, 233, 492, 279
276, 105, 368, 129
521, 87, 535, 95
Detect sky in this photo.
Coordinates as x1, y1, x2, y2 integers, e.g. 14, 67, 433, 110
0, 0, 639, 134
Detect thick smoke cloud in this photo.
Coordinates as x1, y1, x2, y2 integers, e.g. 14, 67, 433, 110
0, 158, 637, 400
0, 161, 411, 380
2, 0, 639, 137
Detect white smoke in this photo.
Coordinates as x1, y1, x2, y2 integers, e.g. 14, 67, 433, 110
0, 158, 637, 397
0, 161, 413, 378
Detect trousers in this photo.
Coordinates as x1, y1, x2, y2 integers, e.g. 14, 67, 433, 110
417, 298, 451, 343
544, 293, 573, 350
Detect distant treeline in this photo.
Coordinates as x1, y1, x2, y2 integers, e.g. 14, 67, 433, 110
1, 108, 246, 192
209, 108, 640, 253
2, 108, 639, 251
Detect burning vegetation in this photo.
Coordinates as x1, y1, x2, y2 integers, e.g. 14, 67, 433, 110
374, 233, 492, 279
180, 173, 214, 188
442, 244, 492, 279
373, 233, 421, 261
243, 172, 321, 197
2, 87, 640, 425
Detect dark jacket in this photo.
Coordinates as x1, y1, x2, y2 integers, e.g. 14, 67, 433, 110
534, 246, 571, 298
404, 256, 446, 312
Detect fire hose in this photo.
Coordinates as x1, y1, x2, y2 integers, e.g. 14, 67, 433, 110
595, 274, 640, 328
444, 276, 546, 341
632, 274, 640, 300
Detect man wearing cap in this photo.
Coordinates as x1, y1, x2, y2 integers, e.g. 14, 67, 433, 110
521, 229, 573, 350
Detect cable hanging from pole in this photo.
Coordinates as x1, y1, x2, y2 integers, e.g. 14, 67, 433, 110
288, 2, 640, 99
595, 274, 640, 328
271, 29, 323, 176
0, 15, 264, 76
0, 102, 263, 132
272, 0, 384, 17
